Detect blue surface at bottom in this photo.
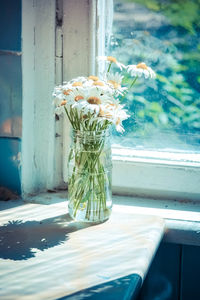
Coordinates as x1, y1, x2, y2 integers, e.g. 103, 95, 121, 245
138, 243, 181, 300
0, 137, 21, 196
58, 274, 142, 300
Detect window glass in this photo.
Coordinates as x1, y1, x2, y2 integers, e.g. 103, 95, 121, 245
108, 0, 200, 160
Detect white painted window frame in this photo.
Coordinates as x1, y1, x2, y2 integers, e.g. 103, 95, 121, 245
21, 0, 200, 201
21, 0, 57, 197
21, 0, 101, 197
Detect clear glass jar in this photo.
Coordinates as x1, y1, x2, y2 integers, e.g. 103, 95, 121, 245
67, 129, 112, 223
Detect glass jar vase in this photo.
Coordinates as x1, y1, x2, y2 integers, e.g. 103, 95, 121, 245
67, 129, 112, 223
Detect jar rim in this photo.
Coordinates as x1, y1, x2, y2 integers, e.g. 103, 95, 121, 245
71, 128, 111, 137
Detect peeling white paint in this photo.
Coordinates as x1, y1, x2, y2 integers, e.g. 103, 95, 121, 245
21, 0, 57, 196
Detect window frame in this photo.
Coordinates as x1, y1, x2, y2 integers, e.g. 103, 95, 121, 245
21, 0, 58, 197
21, 0, 200, 201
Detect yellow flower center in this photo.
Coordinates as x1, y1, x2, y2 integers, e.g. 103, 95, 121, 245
99, 108, 112, 118
88, 75, 99, 81
108, 80, 120, 89
87, 96, 101, 105
106, 103, 116, 108
136, 62, 148, 70
72, 82, 83, 87
93, 81, 104, 86
99, 108, 104, 117
116, 117, 121, 125
74, 95, 84, 102
63, 89, 72, 95
60, 100, 67, 106
107, 56, 117, 63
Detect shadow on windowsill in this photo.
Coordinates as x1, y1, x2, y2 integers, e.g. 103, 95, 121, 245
0, 213, 94, 261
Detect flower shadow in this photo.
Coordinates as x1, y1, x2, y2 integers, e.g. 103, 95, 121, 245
0, 214, 92, 261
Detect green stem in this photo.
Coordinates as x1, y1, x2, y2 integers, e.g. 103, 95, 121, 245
68, 134, 110, 222
130, 75, 138, 89
107, 62, 112, 73
64, 106, 72, 124
120, 75, 139, 101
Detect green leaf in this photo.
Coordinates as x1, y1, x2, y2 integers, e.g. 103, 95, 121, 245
149, 102, 163, 113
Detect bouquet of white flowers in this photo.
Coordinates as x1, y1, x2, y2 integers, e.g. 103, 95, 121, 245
53, 56, 155, 222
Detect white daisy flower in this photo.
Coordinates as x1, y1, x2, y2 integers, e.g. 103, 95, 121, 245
88, 75, 99, 82
126, 62, 156, 79
52, 85, 69, 106
70, 101, 87, 118
93, 82, 115, 98
53, 94, 63, 106
108, 104, 130, 133
97, 104, 114, 123
88, 87, 112, 103
82, 80, 95, 89
55, 105, 65, 115
115, 109, 130, 133
97, 56, 126, 71
95, 103, 129, 132
68, 76, 87, 85
106, 72, 127, 95
66, 89, 86, 106
68, 76, 96, 89
53, 68, 132, 132
59, 86, 74, 99
81, 87, 111, 116
53, 85, 62, 96
62, 78, 87, 90
92, 80, 106, 88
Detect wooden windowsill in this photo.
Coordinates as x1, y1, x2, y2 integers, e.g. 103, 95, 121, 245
0, 194, 164, 300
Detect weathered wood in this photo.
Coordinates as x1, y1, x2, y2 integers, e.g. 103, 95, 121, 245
0, 200, 164, 299
21, 0, 57, 195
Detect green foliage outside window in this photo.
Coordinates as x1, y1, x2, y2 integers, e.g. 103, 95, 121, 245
110, 0, 200, 148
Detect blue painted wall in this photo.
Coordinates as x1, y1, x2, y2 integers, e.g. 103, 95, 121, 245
0, 138, 21, 195
0, 0, 21, 51
0, 0, 22, 198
